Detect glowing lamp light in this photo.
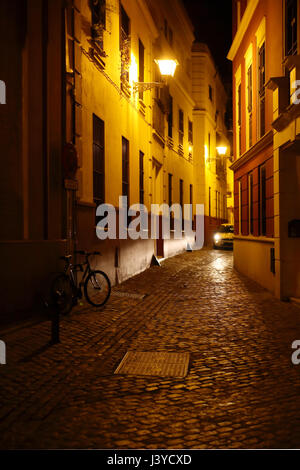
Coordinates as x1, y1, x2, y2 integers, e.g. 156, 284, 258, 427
129, 52, 138, 85
155, 59, 178, 77
216, 146, 227, 156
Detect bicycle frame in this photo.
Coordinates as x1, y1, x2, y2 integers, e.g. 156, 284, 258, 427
63, 256, 93, 295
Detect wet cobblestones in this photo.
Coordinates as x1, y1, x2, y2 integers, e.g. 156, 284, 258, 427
1, 248, 300, 449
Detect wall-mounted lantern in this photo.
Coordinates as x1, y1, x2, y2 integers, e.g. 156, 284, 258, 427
216, 146, 227, 156
133, 58, 178, 94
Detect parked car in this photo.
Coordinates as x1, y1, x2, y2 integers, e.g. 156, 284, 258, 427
213, 224, 234, 249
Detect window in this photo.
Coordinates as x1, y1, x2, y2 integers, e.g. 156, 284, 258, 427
190, 184, 193, 206
235, 65, 242, 158
223, 194, 227, 220
138, 39, 145, 101
164, 18, 173, 46
139, 151, 144, 205
122, 137, 129, 202
239, 180, 242, 233
237, 1, 241, 28
285, 0, 298, 56
258, 42, 266, 138
93, 115, 105, 215
188, 120, 193, 144
168, 173, 173, 228
260, 166, 266, 235
208, 132, 211, 158
209, 85, 213, 101
168, 95, 173, 138
164, 19, 168, 39
178, 109, 184, 145
120, 4, 130, 91
91, 0, 106, 50
169, 28, 173, 47
238, 82, 242, 155
180, 179, 184, 228
247, 64, 253, 147
168, 173, 173, 206
249, 172, 253, 234
179, 179, 184, 207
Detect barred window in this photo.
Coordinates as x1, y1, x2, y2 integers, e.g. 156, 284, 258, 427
93, 114, 105, 216
122, 136, 130, 202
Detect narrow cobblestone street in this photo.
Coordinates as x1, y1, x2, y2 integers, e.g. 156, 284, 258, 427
1, 248, 300, 449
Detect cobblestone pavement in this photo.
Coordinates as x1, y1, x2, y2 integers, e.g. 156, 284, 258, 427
1, 248, 300, 449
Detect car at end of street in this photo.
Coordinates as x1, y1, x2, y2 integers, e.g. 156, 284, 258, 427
213, 223, 234, 250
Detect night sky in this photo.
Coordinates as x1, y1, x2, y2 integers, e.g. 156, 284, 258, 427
182, 0, 233, 85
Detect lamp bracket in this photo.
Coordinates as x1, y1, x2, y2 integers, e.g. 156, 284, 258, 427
133, 82, 165, 93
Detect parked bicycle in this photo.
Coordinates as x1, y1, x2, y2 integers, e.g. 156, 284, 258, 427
51, 250, 111, 314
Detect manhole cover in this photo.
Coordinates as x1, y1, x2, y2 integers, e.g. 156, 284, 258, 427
114, 351, 190, 378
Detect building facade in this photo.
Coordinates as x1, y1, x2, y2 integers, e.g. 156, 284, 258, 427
228, 0, 300, 300
0, 0, 230, 321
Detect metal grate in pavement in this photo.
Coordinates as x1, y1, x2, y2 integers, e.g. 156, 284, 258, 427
114, 351, 190, 378
111, 291, 146, 300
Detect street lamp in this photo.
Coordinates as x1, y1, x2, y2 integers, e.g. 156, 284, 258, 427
133, 58, 178, 93
154, 59, 178, 77
216, 146, 227, 156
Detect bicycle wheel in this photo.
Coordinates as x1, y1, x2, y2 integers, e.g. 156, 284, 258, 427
51, 274, 73, 315
84, 270, 111, 307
